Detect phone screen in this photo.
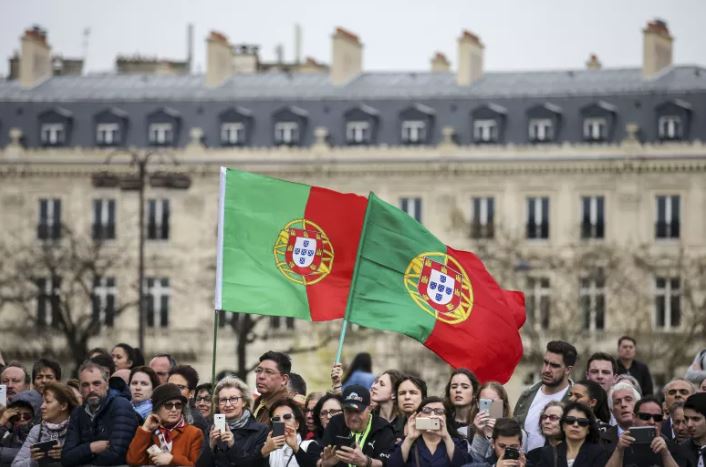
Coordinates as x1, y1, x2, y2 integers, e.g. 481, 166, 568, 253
0, 385, 6, 407
272, 421, 285, 437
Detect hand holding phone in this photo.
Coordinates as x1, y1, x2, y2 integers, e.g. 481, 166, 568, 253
147, 445, 162, 456
214, 414, 226, 432
335, 435, 354, 449
272, 421, 285, 438
628, 426, 656, 444
415, 417, 440, 431
503, 446, 520, 460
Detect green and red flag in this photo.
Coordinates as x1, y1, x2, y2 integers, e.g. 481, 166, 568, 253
215, 168, 367, 321
346, 193, 525, 383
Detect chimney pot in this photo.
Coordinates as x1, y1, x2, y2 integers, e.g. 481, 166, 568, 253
431, 52, 450, 72
586, 53, 602, 70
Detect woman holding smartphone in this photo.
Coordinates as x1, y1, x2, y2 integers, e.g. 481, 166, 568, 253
388, 396, 469, 467
12, 383, 77, 467
262, 399, 319, 467
126, 383, 203, 466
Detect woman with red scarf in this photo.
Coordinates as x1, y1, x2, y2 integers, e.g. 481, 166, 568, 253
126, 383, 203, 466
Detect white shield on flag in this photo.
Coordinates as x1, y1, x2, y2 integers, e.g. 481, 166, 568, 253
292, 237, 318, 268
427, 269, 456, 305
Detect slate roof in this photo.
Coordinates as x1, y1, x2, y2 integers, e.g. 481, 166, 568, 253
1, 65, 705, 102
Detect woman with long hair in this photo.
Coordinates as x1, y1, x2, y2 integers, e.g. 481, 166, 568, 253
12, 383, 78, 467
568, 380, 610, 424
445, 369, 479, 433
371, 370, 404, 423
311, 394, 342, 441
341, 353, 375, 390
388, 396, 470, 466
302, 392, 323, 440
111, 343, 136, 371
128, 366, 160, 422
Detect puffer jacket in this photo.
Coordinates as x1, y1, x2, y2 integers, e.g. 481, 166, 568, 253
12, 420, 70, 467
61, 392, 139, 466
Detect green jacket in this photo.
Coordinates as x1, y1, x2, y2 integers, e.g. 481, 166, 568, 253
513, 381, 573, 427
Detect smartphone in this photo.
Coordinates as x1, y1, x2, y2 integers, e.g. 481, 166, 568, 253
335, 435, 355, 449
272, 421, 285, 437
504, 447, 520, 460
0, 385, 6, 407
31, 440, 57, 453
415, 417, 440, 430
214, 414, 226, 432
629, 426, 656, 444
147, 445, 162, 456
478, 398, 492, 412
489, 399, 504, 419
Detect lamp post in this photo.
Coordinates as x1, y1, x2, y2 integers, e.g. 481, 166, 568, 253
93, 150, 190, 352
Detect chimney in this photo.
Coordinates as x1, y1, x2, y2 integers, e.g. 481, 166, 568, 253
431, 52, 450, 72
456, 30, 484, 86
586, 53, 602, 70
206, 31, 234, 87
330, 27, 362, 86
19, 26, 51, 88
642, 19, 673, 78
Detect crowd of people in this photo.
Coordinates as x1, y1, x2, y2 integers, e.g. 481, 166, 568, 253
0, 338, 705, 467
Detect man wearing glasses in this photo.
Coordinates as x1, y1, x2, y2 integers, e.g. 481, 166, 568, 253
605, 396, 686, 467
253, 351, 292, 424
661, 378, 697, 441
319, 385, 395, 467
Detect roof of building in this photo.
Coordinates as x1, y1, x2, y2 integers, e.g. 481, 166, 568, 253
1, 65, 705, 102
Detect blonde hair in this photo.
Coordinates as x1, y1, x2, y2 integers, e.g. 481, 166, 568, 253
213, 376, 252, 411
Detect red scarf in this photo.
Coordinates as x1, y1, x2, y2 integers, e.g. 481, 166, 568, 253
157, 416, 185, 445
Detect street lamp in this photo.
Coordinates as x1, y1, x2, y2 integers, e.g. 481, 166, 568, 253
93, 151, 191, 352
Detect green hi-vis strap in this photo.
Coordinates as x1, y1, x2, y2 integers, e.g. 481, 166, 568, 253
349, 415, 373, 467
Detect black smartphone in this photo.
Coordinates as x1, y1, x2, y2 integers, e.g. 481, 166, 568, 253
272, 421, 285, 437
504, 446, 520, 460
32, 440, 58, 453
629, 426, 656, 444
335, 435, 354, 449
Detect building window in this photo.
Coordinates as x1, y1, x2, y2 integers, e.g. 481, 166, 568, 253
526, 197, 549, 239
221, 122, 245, 146
92, 199, 116, 240
529, 119, 554, 142
526, 277, 550, 330
581, 196, 605, 239
658, 116, 682, 140
580, 270, 605, 331
401, 120, 426, 144
146, 277, 170, 328
96, 123, 120, 146
400, 197, 422, 223
270, 316, 295, 330
40, 123, 65, 146
655, 276, 680, 329
471, 197, 494, 239
148, 123, 174, 145
583, 118, 607, 141
36, 276, 60, 328
38, 198, 61, 240
346, 121, 370, 144
473, 119, 498, 143
274, 122, 300, 145
92, 277, 116, 328
147, 199, 169, 240
655, 195, 680, 239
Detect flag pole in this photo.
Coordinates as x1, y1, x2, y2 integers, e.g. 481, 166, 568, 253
334, 193, 375, 364
213, 167, 227, 383
211, 309, 220, 384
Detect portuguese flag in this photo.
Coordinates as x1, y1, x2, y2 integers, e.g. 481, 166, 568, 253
346, 193, 525, 383
215, 168, 367, 321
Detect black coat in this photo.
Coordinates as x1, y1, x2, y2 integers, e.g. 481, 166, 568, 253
536, 441, 610, 467
321, 413, 396, 467
61, 392, 140, 466
200, 417, 269, 467
617, 359, 654, 396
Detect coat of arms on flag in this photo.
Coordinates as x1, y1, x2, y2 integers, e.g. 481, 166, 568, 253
273, 219, 334, 285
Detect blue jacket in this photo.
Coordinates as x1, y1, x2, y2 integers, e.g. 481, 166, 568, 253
61, 392, 139, 467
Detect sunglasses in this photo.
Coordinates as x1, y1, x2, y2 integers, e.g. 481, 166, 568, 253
320, 409, 342, 418
540, 414, 561, 422
12, 413, 33, 421
420, 407, 445, 416
271, 413, 294, 422
562, 416, 591, 427
162, 402, 183, 411
637, 412, 663, 422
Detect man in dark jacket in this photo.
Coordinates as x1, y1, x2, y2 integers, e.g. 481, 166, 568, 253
616, 336, 654, 396
681, 393, 706, 467
320, 385, 395, 467
61, 361, 139, 466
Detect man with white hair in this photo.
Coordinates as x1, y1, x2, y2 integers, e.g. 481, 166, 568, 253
661, 377, 696, 441
603, 381, 642, 444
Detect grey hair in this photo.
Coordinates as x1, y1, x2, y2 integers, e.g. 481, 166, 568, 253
614, 374, 642, 394
538, 400, 564, 431
662, 377, 696, 395
78, 361, 110, 382
608, 381, 641, 404
213, 375, 252, 411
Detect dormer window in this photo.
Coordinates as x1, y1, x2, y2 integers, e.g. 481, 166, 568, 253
346, 121, 370, 144
473, 119, 498, 143
96, 123, 120, 146
658, 116, 682, 140
149, 123, 174, 146
402, 120, 426, 144
529, 119, 554, 142
583, 118, 607, 141
275, 122, 300, 145
221, 122, 245, 145
41, 123, 65, 146
580, 101, 616, 143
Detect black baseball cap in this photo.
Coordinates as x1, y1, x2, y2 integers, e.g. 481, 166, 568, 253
342, 384, 370, 412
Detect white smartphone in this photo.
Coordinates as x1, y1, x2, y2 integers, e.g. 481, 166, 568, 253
147, 445, 162, 456
214, 414, 226, 432
415, 417, 440, 431
0, 385, 6, 407
478, 398, 492, 412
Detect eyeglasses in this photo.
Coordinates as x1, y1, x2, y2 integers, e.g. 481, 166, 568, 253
320, 409, 342, 418
637, 412, 664, 422
163, 402, 183, 411
562, 416, 591, 427
667, 388, 691, 396
271, 414, 294, 422
540, 414, 561, 422
420, 407, 445, 416
196, 396, 211, 403
254, 367, 280, 376
218, 396, 242, 406
13, 413, 33, 421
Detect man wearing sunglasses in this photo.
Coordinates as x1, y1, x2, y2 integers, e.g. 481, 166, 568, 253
319, 385, 395, 467
62, 361, 139, 466
605, 396, 685, 467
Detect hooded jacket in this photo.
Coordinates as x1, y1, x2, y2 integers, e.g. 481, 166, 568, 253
0, 392, 37, 467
